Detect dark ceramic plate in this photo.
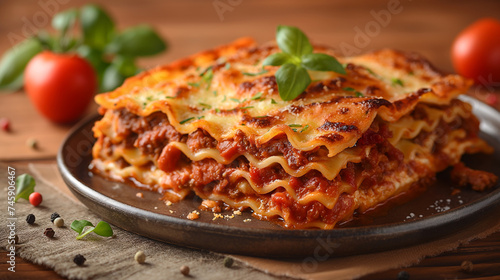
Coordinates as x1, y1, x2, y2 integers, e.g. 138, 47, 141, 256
57, 96, 500, 258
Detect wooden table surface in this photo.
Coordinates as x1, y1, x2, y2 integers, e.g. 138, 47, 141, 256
1, 0, 500, 279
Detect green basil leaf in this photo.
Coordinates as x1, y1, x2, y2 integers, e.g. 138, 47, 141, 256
0, 38, 43, 89
276, 25, 313, 57
80, 4, 115, 50
0, 74, 24, 92
71, 220, 94, 234
275, 63, 311, 101
301, 53, 346, 74
262, 52, 294, 66
111, 56, 137, 77
93, 221, 113, 237
101, 64, 125, 92
14, 174, 36, 202
52, 8, 78, 34
76, 45, 107, 88
105, 25, 167, 57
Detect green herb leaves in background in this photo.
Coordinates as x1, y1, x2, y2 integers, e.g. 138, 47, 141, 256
71, 219, 113, 240
0, 38, 43, 90
263, 25, 345, 101
0, 4, 167, 92
105, 25, 167, 57
15, 173, 36, 202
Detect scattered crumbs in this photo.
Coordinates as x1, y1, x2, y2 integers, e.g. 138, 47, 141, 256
187, 210, 200, 220
419, 215, 423, 218
212, 213, 224, 221
154, 206, 158, 210
233, 210, 242, 216
243, 219, 251, 223
136, 192, 144, 198
405, 213, 416, 220
169, 210, 174, 214
165, 201, 172, 206
461, 260, 474, 273
224, 214, 235, 219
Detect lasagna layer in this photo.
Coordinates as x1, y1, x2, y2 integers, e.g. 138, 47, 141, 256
91, 38, 495, 229
91, 99, 491, 228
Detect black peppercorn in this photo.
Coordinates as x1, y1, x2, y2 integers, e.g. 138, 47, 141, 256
26, 214, 35, 224
50, 212, 60, 223
73, 254, 86, 266
44, 228, 55, 238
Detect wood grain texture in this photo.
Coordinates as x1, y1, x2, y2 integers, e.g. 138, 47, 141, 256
0, 0, 499, 279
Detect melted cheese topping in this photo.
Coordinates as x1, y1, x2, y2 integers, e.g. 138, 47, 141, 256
95, 38, 472, 157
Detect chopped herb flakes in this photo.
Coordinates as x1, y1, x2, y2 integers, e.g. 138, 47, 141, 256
300, 124, 310, 133
288, 124, 302, 128
215, 108, 221, 113
225, 63, 231, 70
230, 98, 241, 103
251, 92, 264, 100
392, 78, 404, 87
198, 102, 212, 109
239, 106, 254, 110
242, 68, 268, 76
187, 82, 200, 88
180, 117, 195, 124
343, 87, 364, 97
271, 99, 277, 104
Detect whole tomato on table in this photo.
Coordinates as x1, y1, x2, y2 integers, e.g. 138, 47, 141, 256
451, 18, 500, 85
24, 51, 97, 123
0, 4, 167, 124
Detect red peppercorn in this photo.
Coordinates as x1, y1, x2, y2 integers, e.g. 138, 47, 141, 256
29, 192, 43, 206
0, 118, 10, 132
44, 228, 55, 238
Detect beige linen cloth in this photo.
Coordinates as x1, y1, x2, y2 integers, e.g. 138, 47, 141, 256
1, 163, 499, 280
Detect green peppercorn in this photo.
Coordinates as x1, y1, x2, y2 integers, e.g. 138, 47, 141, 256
223, 256, 234, 268
54, 217, 64, 227
134, 251, 146, 264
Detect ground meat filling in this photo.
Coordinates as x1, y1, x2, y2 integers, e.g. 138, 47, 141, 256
114, 109, 328, 169
96, 102, 489, 227
451, 162, 498, 191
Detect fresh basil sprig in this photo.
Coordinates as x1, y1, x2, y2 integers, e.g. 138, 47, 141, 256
71, 219, 113, 240
0, 4, 167, 93
15, 173, 36, 202
263, 25, 345, 101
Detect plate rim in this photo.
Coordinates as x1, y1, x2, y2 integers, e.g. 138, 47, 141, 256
56, 95, 500, 257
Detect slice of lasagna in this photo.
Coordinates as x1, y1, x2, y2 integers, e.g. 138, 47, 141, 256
90, 38, 495, 229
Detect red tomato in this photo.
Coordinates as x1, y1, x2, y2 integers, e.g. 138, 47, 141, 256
29, 192, 43, 206
451, 18, 500, 85
24, 51, 97, 123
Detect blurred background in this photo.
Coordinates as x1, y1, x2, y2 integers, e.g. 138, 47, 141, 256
1, 0, 499, 74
